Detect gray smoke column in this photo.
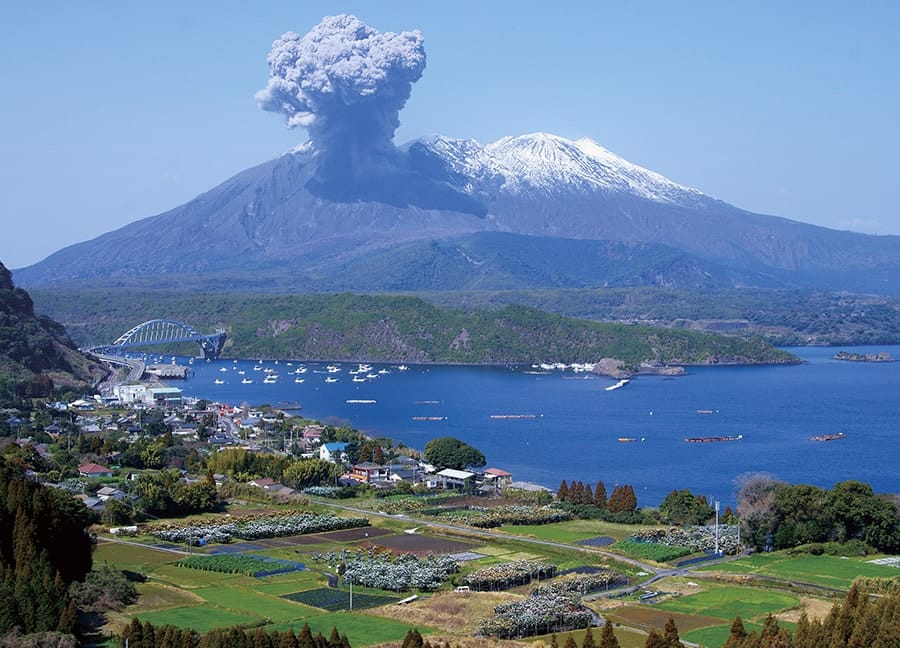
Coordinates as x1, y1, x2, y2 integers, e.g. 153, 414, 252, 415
256, 14, 425, 178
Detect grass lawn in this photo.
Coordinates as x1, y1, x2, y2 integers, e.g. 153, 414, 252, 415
132, 582, 203, 612
681, 621, 763, 648
698, 553, 900, 589
94, 541, 178, 572
197, 585, 317, 622
150, 564, 246, 588
656, 586, 798, 621
134, 604, 258, 633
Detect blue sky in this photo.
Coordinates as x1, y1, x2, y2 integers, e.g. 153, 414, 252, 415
2, 1, 898, 269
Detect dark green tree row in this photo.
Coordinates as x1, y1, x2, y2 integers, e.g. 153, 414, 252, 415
722, 584, 900, 647
557, 480, 637, 513
0, 456, 92, 637
121, 619, 350, 648
736, 475, 900, 553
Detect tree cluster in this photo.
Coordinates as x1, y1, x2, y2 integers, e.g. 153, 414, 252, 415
658, 489, 716, 526
557, 480, 637, 515
128, 470, 219, 519
121, 619, 351, 648
0, 457, 91, 637
721, 584, 900, 647
423, 437, 485, 471
736, 474, 900, 552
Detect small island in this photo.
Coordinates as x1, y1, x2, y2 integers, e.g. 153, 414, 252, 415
833, 351, 895, 363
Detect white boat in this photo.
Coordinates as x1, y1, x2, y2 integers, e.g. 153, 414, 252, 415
294, 367, 307, 374
241, 378, 253, 384
325, 377, 339, 383
352, 376, 366, 383
378, 368, 390, 375
397, 365, 409, 371
366, 373, 378, 379
214, 379, 225, 384
263, 375, 278, 384
294, 377, 305, 383
219, 367, 228, 372
326, 365, 341, 373
253, 365, 263, 371
605, 379, 630, 391
346, 399, 376, 404
238, 370, 246, 375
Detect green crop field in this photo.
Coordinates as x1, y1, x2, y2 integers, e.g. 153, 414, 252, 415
698, 553, 900, 589
272, 611, 425, 646
656, 586, 798, 621
611, 540, 692, 563
502, 519, 634, 543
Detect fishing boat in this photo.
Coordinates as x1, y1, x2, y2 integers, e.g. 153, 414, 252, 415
810, 432, 845, 442
214, 379, 225, 384
241, 378, 253, 384
263, 375, 278, 384
685, 434, 743, 443
346, 399, 377, 404
294, 377, 305, 384
325, 377, 339, 383
605, 379, 629, 391
352, 376, 366, 383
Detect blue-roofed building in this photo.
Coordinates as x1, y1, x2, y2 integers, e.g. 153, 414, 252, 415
319, 442, 348, 463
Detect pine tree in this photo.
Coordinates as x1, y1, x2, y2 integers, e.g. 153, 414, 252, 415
557, 481, 569, 503
278, 628, 299, 648
583, 484, 593, 506
663, 617, 684, 648
550, 634, 560, 648
373, 445, 385, 465
594, 480, 607, 509
298, 623, 316, 648
582, 625, 596, 648
572, 481, 584, 504
563, 635, 578, 648
723, 616, 748, 648
599, 620, 620, 648
328, 626, 341, 648
643, 630, 667, 648
401, 628, 424, 648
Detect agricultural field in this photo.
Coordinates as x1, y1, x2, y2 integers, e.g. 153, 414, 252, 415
610, 539, 692, 563
501, 518, 641, 544
697, 552, 900, 589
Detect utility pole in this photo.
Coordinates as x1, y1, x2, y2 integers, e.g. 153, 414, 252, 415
714, 500, 720, 555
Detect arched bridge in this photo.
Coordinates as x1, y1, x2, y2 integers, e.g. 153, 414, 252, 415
86, 320, 227, 360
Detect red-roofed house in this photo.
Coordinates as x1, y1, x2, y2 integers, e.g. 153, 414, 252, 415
79, 463, 113, 478
484, 468, 513, 485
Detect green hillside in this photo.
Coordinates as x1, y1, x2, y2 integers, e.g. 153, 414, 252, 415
31, 290, 796, 367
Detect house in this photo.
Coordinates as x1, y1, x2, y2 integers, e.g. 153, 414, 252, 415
249, 477, 277, 489
483, 468, 513, 487
320, 442, 348, 463
351, 462, 391, 484
249, 477, 295, 495
79, 463, 113, 478
434, 468, 476, 490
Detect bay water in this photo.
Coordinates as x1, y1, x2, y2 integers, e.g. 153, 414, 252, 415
175, 346, 900, 507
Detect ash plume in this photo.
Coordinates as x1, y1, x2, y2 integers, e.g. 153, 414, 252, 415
256, 14, 426, 182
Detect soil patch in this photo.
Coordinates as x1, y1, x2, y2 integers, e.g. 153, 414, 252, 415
776, 596, 835, 623
608, 606, 723, 633
317, 526, 394, 542
365, 533, 477, 555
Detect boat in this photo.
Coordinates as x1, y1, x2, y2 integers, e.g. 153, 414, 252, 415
346, 399, 377, 404
219, 367, 228, 372
378, 368, 390, 375
352, 376, 366, 383
618, 437, 645, 442
241, 378, 254, 384
214, 379, 225, 384
263, 375, 278, 384
366, 373, 379, 379
810, 432, 845, 442
412, 416, 446, 421
294, 367, 307, 374
238, 370, 246, 375
253, 365, 263, 371
294, 378, 305, 384
685, 435, 743, 443
326, 365, 341, 373
490, 414, 540, 419
396, 365, 409, 371
605, 379, 630, 391
325, 377, 339, 383
696, 409, 717, 415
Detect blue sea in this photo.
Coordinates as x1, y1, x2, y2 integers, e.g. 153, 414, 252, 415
173, 346, 900, 507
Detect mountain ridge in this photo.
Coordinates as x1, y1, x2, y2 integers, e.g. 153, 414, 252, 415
14, 131, 900, 294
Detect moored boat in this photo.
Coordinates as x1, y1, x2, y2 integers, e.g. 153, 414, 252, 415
685, 434, 742, 443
